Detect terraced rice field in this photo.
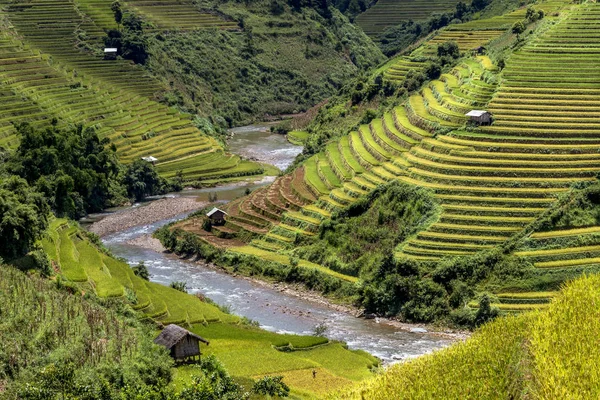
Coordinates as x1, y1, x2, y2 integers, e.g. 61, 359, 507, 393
355, 0, 463, 38
42, 219, 238, 324
0, 1, 261, 182
176, 0, 599, 312
395, 4, 600, 262
124, 0, 238, 31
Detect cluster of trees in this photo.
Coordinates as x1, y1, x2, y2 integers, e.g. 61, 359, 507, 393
512, 6, 545, 39
0, 123, 177, 260
378, 0, 493, 56
104, 1, 149, 64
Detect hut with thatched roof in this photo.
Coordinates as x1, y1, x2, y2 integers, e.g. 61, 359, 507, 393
154, 324, 209, 361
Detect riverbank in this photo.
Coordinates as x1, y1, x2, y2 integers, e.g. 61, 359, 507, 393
89, 197, 207, 237
125, 232, 468, 343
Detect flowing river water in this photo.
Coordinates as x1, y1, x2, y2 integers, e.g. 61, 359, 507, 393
97, 125, 453, 364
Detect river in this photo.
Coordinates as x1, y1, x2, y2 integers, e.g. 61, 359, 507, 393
98, 125, 453, 364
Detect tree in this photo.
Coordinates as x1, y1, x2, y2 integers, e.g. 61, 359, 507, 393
169, 281, 188, 292
0, 176, 49, 260
9, 123, 121, 218
179, 356, 247, 400
512, 21, 525, 39
123, 159, 164, 201
437, 41, 460, 58
132, 261, 150, 280
474, 293, 499, 326
111, 0, 123, 26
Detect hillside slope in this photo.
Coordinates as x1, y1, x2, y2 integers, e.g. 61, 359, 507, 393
37, 218, 378, 398
160, 0, 600, 323
333, 273, 600, 399
0, 0, 383, 183
0, 0, 264, 183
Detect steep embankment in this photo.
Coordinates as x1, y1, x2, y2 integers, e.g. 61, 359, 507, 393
39, 218, 378, 397
333, 273, 600, 399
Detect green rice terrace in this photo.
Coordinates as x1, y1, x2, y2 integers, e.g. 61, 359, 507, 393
37, 217, 378, 397
355, 0, 465, 38
170, 0, 600, 316
0, 0, 262, 183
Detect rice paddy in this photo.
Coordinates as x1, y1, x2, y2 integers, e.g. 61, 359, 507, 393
39, 218, 377, 397
0, 1, 262, 183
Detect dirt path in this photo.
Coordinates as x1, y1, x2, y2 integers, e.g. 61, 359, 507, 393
89, 197, 207, 237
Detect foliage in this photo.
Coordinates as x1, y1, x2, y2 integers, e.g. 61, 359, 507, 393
0, 175, 49, 259
169, 281, 188, 293
178, 356, 249, 400
252, 375, 290, 397
104, 13, 149, 64
0, 265, 174, 399
143, 0, 384, 126
7, 123, 122, 219
132, 261, 150, 281
123, 160, 169, 202
295, 182, 440, 277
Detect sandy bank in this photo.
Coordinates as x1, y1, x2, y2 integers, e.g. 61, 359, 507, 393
89, 197, 207, 237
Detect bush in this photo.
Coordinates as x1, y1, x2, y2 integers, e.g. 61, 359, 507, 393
170, 281, 188, 293
252, 375, 290, 397
132, 261, 150, 281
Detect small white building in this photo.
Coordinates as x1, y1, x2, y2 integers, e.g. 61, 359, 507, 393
141, 156, 158, 164
104, 48, 118, 60
465, 110, 492, 125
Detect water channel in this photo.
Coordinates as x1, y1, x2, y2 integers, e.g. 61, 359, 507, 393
98, 125, 453, 364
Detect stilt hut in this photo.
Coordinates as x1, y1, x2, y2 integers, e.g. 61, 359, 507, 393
154, 324, 209, 361
206, 207, 227, 225
465, 110, 492, 125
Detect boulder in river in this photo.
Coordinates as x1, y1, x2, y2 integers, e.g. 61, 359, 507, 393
410, 327, 428, 334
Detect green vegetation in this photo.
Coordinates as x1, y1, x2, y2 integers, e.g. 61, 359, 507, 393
18, 217, 378, 397
0, 1, 263, 183
132, 0, 385, 126
334, 273, 600, 399
0, 123, 177, 260
0, 265, 174, 398
165, 0, 600, 327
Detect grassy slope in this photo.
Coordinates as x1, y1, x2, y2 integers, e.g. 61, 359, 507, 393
334, 273, 600, 399
40, 218, 377, 398
146, 0, 385, 126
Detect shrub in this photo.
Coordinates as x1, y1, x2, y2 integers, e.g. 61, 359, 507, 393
170, 281, 188, 293
132, 261, 150, 281
252, 375, 290, 397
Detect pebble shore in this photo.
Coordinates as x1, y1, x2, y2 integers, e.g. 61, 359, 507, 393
89, 197, 207, 237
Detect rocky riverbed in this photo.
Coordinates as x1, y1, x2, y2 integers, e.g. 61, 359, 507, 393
89, 197, 207, 237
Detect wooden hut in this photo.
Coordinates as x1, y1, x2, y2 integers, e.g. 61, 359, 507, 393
154, 324, 209, 361
206, 207, 227, 225
465, 110, 492, 125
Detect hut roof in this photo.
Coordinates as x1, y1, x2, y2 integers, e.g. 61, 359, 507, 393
141, 156, 158, 162
104, 48, 118, 53
154, 324, 209, 349
206, 207, 227, 217
465, 110, 490, 117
